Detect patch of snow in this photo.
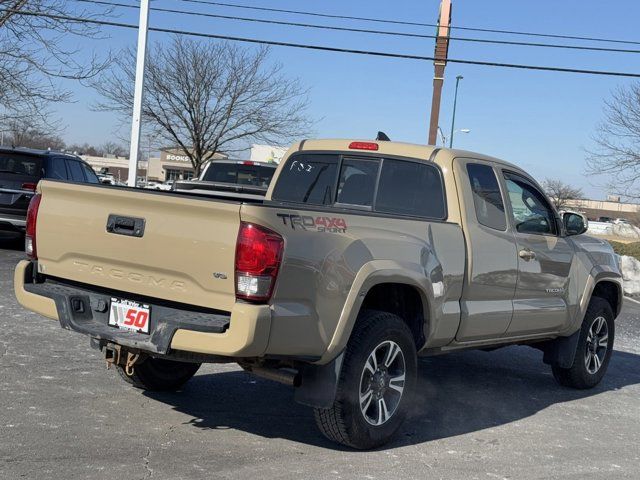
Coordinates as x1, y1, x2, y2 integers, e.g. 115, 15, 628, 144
619, 255, 640, 296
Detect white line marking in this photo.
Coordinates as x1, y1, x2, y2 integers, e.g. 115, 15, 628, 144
623, 296, 640, 305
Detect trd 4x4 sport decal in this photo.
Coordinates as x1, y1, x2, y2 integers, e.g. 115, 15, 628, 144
276, 213, 347, 233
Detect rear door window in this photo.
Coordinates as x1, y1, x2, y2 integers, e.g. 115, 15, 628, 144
375, 159, 445, 218
66, 160, 86, 182
272, 154, 339, 205
45, 158, 69, 180
466, 163, 506, 230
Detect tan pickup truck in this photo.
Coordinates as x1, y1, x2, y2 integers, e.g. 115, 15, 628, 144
14, 139, 622, 449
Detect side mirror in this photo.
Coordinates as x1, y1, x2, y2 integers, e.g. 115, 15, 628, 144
563, 212, 588, 236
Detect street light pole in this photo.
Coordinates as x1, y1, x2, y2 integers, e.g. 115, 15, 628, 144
126, 0, 150, 187
449, 75, 463, 148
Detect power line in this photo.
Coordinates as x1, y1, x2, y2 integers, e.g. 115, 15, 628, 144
170, 0, 640, 47
3, 8, 640, 78
70, 0, 640, 55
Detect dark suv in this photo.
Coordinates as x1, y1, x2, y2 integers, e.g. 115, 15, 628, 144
0, 147, 99, 233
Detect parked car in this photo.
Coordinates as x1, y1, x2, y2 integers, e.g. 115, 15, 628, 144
0, 146, 98, 234
154, 181, 173, 191
97, 173, 117, 185
14, 140, 621, 449
173, 160, 277, 200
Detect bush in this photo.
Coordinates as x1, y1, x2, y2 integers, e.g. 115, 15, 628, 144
608, 241, 640, 261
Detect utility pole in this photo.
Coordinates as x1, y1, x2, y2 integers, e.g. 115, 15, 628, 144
127, 0, 151, 187
428, 0, 452, 146
449, 75, 463, 148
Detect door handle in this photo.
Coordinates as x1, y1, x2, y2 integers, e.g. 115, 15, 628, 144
106, 214, 145, 238
519, 248, 536, 261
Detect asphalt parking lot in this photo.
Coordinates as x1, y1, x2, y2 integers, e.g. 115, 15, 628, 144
1, 234, 639, 479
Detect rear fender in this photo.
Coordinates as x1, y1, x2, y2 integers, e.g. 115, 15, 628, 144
319, 260, 435, 364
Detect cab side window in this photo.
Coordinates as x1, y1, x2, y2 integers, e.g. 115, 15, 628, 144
376, 159, 445, 219
504, 172, 557, 235
466, 163, 506, 230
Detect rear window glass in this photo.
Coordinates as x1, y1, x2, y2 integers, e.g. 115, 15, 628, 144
0, 153, 41, 178
272, 154, 339, 205
467, 163, 506, 230
336, 158, 379, 207
202, 163, 275, 187
376, 159, 445, 218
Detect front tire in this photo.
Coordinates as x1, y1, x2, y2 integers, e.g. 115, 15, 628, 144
314, 310, 417, 449
117, 357, 201, 392
552, 297, 614, 389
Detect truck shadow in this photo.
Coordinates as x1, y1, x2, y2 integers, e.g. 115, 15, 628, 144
0, 233, 24, 251
144, 346, 640, 450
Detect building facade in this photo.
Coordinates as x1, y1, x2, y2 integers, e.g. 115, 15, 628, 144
565, 198, 640, 215
146, 149, 227, 181
81, 154, 148, 183
82, 149, 228, 183
250, 144, 288, 164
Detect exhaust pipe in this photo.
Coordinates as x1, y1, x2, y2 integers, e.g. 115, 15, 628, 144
250, 366, 301, 387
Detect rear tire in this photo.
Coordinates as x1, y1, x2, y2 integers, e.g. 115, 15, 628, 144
314, 310, 417, 449
551, 297, 614, 389
117, 357, 201, 392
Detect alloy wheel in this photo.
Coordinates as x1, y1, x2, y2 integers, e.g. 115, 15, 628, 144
359, 340, 406, 426
585, 316, 609, 375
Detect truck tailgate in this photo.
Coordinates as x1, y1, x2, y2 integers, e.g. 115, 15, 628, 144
35, 181, 240, 311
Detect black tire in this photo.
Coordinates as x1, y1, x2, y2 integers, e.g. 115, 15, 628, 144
552, 297, 614, 389
314, 310, 417, 449
117, 357, 201, 392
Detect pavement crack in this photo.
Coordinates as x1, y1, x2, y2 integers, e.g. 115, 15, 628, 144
142, 447, 153, 479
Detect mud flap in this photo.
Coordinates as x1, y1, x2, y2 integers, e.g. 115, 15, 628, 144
294, 352, 344, 408
542, 329, 581, 369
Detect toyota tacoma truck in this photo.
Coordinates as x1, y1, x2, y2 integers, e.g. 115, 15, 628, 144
14, 140, 622, 449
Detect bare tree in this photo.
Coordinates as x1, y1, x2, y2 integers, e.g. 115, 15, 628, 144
586, 83, 640, 198
66, 142, 100, 156
93, 37, 312, 175
542, 179, 583, 211
101, 141, 126, 157
0, 0, 112, 126
6, 119, 66, 150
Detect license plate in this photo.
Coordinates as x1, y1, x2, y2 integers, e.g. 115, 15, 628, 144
108, 298, 151, 334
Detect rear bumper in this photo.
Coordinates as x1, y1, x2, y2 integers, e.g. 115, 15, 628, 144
14, 260, 272, 357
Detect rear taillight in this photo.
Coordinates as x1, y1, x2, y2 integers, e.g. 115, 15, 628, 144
235, 222, 284, 302
25, 193, 42, 259
21, 183, 37, 192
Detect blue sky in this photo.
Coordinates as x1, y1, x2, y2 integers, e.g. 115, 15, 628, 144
57, 0, 640, 199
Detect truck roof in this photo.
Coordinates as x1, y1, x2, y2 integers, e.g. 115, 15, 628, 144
291, 139, 521, 171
